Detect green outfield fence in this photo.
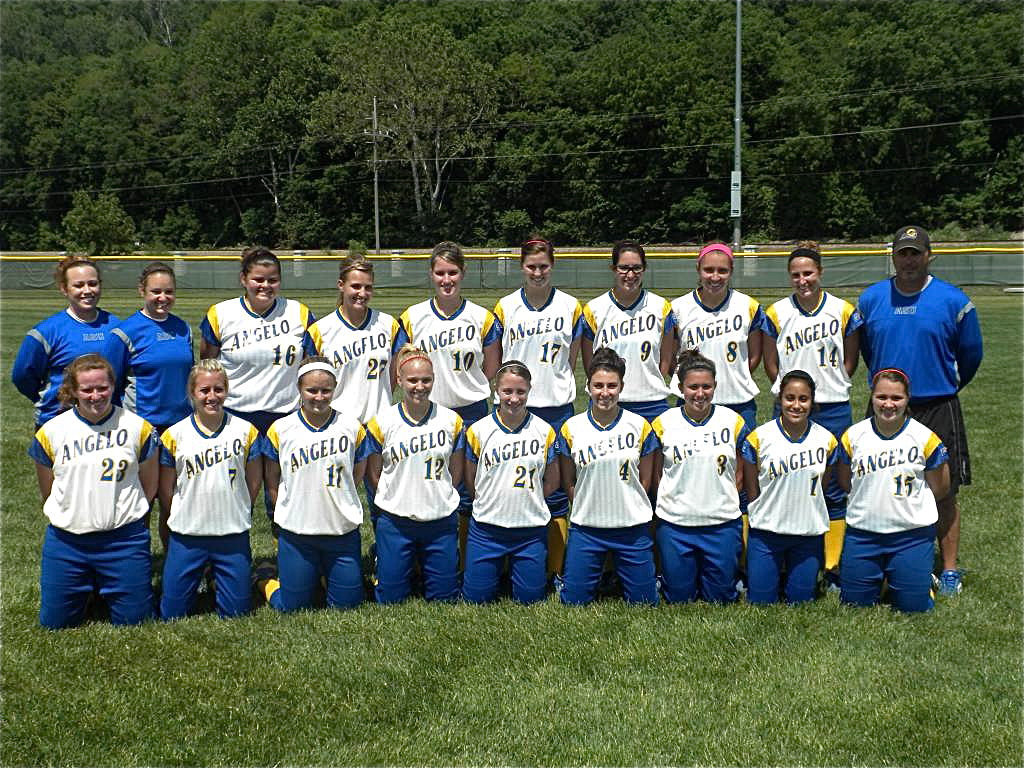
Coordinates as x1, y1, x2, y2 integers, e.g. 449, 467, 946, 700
1, 244, 1020, 293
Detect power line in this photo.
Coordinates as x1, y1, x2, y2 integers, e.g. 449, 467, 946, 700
0, 161, 999, 215
1, 70, 1019, 177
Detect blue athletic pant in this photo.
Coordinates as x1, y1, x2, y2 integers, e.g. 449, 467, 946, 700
774, 400, 851, 518
746, 527, 823, 604
160, 531, 252, 619
270, 527, 363, 612
562, 523, 658, 605
226, 407, 286, 522
840, 525, 935, 613
375, 511, 459, 604
619, 399, 671, 423
454, 400, 491, 517
655, 517, 742, 604
725, 398, 757, 514
528, 404, 574, 518
462, 518, 547, 604
40, 518, 155, 629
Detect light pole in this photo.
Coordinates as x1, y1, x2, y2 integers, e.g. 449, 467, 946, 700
731, 0, 742, 249
363, 96, 385, 255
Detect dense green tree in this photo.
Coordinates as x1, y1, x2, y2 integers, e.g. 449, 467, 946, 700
62, 190, 136, 255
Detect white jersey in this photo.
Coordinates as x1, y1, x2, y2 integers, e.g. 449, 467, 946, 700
29, 407, 157, 534
582, 290, 674, 402
201, 296, 315, 414
672, 289, 764, 404
309, 308, 398, 423
397, 299, 501, 409
839, 417, 948, 533
558, 408, 659, 528
652, 405, 748, 526
494, 288, 583, 408
465, 412, 557, 528
265, 410, 369, 535
160, 413, 260, 536
366, 403, 465, 521
764, 292, 861, 402
741, 419, 838, 536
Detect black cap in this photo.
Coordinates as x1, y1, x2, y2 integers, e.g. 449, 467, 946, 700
892, 225, 930, 253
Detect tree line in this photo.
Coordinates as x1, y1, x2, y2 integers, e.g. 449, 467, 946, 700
1, 0, 1021, 254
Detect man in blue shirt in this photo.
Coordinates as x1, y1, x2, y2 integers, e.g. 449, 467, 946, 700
858, 225, 983, 596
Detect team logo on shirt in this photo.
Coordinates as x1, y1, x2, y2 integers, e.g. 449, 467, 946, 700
505, 316, 565, 345
59, 429, 130, 462
781, 319, 841, 354
664, 428, 734, 462
418, 325, 476, 352
479, 438, 545, 471
328, 331, 391, 366
82, 332, 106, 342
574, 432, 637, 467
182, 438, 248, 479
224, 319, 292, 349
680, 314, 743, 347
849, 446, 922, 477
385, 429, 451, 465
763, 445, 830, 481
287, 436, 351, 471
596, 314, 657, 346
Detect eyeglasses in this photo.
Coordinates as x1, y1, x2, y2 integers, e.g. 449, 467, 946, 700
615, 264, 645, 274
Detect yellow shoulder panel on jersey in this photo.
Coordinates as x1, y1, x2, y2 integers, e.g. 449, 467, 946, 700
245, 425, 259, 458
308, 323, 324, 352
36, 429, 54, 461
205, 305, 221, 341
138, 420, 154, 453
924, 431, 943, 459
582, 303, 598, 334
747, 295, 761, 322
267, 423, 282, 452
366, 417, 385, 445
465, 426, 482, 458
161, 430, 177, 457
765, 304, 781, 334
559, 422, 574, 451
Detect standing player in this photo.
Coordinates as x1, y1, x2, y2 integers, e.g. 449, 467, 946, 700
104, 261, 194, 434
493, 236, 583, 583
200, 246, 316, 518
158, 359, 262, 619
557, 347, 660, 605
258, 357, 371, 612
836, 369, 950, 612
858, 225, 982, 596
394, 241, 501, 547
651, 350, 748, 603
581, 241, 675, 422
671, 242, 765, 431
364, 345, 465, 604
13, 257, 120, 429
762, 243, 862, 587
309, 253, 398, 425
462, 361, 559, 604
28, 354, 158, 628
740, 371, 838, 604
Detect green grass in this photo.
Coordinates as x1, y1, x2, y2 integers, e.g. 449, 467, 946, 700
1, 285, 1021, 766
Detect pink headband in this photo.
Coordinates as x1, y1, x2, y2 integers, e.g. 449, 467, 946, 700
697, 243, 734, 266
872, 367, 910, 392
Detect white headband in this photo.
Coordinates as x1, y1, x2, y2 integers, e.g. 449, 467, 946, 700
297, 361, 337, 381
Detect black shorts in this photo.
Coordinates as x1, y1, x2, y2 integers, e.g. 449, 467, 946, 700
864, 394, 971, 495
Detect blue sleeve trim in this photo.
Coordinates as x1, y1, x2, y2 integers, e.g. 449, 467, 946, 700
159, 445, 176, 467
926, 442, 949, 470
28, 438, 52, 467
739, 439, 757, 464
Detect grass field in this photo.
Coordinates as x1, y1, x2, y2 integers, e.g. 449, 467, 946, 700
1, 284, 1021, 766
